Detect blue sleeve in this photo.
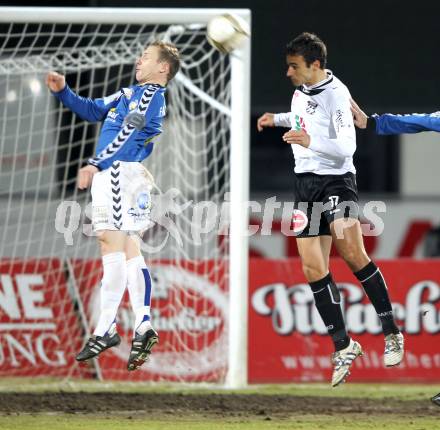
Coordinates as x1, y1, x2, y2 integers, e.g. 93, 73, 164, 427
373, 112, 440, 135
88, 86, 164, 170
52, 85, 122, 122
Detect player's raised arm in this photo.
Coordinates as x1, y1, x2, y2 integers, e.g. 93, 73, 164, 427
372, 112, 440, 135
257, 112, 292, 131
46, 71, 121, 122
351, 98, 440, 135
46, 71, 66, 92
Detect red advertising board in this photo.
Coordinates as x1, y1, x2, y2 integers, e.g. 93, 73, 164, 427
0, 259, 86, 377
2, 257, 438, 383
70, 259, 228, 382
249, 258, 440, 383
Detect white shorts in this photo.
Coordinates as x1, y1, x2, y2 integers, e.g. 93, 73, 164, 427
91, 161, 154, 232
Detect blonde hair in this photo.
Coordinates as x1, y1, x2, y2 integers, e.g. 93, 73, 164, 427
149, 41, 180, 82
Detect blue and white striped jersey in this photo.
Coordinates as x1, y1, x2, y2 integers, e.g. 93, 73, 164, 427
53, 83, 166, 170
371, 111, 440, 135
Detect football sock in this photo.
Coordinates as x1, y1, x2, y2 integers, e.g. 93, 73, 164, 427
354, 261, 400, 336
93, 252, 127, 337
127, 255, 153, 336
309, 273, 350, 352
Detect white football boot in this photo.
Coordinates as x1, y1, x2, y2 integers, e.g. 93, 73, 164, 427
331, 338, 363, 387
384, 332, 404, 367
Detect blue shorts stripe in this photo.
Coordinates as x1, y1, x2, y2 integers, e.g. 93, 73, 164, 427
141, 267, 152, 307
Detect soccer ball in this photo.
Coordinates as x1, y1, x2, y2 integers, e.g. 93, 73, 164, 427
206, 14, 250, 54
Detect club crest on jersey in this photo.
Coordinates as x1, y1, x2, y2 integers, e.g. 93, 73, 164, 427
306, 101, 318, 115
129, 101, 138, 111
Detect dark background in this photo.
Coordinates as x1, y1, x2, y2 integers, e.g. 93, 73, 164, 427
3, 0, 439, 195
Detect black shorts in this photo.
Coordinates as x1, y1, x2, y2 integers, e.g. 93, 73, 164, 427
292, 172, 359, 237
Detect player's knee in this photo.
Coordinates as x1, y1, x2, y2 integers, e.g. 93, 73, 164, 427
97, 231, 110, 245
340, 247, 369, 271
97, 231, 114, 254
301, 261, 327, 282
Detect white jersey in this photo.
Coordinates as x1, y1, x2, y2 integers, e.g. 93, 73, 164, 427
274, 70, 356, 175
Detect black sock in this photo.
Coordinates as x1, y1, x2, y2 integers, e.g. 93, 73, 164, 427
309, 273, 350, 352
354, 261, 400, 336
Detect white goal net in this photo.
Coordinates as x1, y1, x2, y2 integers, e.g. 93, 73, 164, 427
0, 8, 250, 385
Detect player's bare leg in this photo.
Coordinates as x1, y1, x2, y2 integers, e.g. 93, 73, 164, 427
76, 230, 127, 361
125, 235, 158, 371
319, 235, 332, 274
297, 236, 329, 282
331, 218, 404, 367
297, 236, 362, 386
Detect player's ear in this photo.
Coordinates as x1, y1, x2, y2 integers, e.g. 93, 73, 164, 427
312, 59, 321, 70
160, 61, 170, 77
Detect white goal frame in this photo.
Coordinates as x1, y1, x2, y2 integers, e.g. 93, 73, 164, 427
0, 7, 251, 388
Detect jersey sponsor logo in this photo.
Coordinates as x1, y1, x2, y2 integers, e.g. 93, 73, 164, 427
127, 207, 149, 221
292, 209, 308, 233
293, 115, 307, 132
306, 101, 318, 115
129, 101, 138, 111
106, 108, 118, 122
334, 109, 350, 131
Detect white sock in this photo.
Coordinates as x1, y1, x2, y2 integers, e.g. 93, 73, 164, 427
126, 256, 153, 336
93, 252, 127, 337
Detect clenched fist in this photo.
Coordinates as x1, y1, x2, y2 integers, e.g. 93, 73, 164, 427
45, 71, 66, 93
257, 112, 275, 132
77, 165, 99, 190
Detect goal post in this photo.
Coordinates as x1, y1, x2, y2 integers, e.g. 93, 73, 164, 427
0, 7, 250, 387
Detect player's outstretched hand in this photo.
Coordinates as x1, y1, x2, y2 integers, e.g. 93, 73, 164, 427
257, 112, 275, 132
282, 129, 310, 148
45, 71, 66, 92
350, 98, 368, 129
77, 165, 99, 190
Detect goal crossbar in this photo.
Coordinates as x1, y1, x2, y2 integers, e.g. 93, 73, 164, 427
0, 7, 250, 24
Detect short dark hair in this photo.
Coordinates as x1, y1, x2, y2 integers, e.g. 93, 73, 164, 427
286, 32, 327, 69
150, 41, 181, 82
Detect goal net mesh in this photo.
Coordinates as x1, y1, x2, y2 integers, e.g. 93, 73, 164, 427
0, 19, 231, 382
